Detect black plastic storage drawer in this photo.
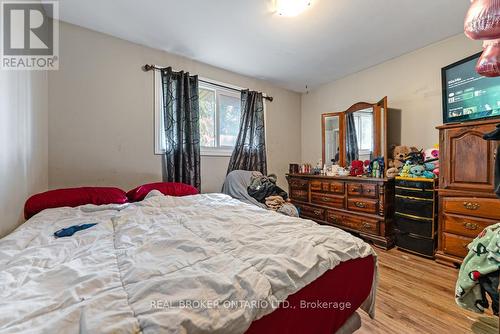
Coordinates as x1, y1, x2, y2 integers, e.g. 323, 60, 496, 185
395, 196, 434, 219
395, 178, 434, 190
395, 186, 434, 199
395, 232, 436, 258
394, 214, 434, 238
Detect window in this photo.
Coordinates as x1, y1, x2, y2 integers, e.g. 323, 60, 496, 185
154, 71, 242, 156
353, 112, 373, 152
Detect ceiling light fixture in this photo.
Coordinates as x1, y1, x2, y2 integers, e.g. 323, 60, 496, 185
275, 0, 312, 17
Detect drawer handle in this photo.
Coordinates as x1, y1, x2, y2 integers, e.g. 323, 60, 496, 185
354, 202, 367, 208
313, 209, 322, 216
464, 222, 478, 230
463, 202, 480, 210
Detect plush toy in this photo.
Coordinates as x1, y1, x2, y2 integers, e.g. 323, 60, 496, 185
350, 160, 365, 176
367, 157, 385, 178
386, 167, 399, 178
423, 146, 440, 176
363, 160, 371, 173
399, 162, 413, 178
410, 165, 425, 178
388, 145, 419, 169
405, 149, 425, 165
422, 171, 435, 179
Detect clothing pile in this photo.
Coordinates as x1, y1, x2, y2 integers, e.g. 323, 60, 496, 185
247, 172, 299, 217
221, 170, 298, 217
455, 223, 500, 315
265, 196, 286, 210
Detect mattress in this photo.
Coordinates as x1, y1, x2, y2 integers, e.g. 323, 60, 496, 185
0, 192, 376, 333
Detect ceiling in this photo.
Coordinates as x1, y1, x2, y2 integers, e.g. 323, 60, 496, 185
55, 0, 471, 92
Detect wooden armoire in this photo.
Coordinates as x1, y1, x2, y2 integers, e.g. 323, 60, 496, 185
435, 119, 500, 267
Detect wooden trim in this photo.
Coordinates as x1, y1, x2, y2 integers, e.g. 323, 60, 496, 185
321, 111, 345, 167
436, 118, 500, 130
287, 173, 390, 182
344, 102, 373, 114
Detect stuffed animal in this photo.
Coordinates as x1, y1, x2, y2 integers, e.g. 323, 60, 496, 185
409, 165, 433, 178
386, 167, 399, 178
409, 165, 425, 178
388, 145, 419, 169
399, 162, 413, 178
367, 157, 385, 178
363, 160, 371, 174
405, 149, 425, 165
422, 171, 435, 179
350, 160, 365, 176
423, 146, 440, 176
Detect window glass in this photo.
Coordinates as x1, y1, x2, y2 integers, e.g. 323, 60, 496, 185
199, 87, 217, 148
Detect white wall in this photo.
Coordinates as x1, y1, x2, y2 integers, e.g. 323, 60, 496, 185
48, 22, 302, 193
0, 71, 48, 237
301, 34, 482, 163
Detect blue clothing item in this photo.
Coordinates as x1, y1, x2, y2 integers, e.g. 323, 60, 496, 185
54, 223, 97, 238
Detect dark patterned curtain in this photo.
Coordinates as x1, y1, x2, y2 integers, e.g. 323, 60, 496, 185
227, 90, 267, 175
346, 112, 359, 164
161, 67, 201, 190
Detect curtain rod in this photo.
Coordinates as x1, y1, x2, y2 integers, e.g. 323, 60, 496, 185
143, 64, 273, 102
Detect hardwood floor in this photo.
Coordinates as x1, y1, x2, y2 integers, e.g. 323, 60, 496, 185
358, 248, 499, 334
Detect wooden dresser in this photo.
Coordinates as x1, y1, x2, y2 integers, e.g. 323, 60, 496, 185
436, 119, 500, 267
287, 174, 395, 249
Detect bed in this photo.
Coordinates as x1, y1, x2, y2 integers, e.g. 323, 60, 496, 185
0, 192, 376, 333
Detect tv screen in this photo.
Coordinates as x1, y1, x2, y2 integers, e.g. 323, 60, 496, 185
442, 52, 500, 124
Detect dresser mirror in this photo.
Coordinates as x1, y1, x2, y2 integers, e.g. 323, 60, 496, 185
346, 107, 374, 165
323, 113, 343, 165
322, 97, 389, 170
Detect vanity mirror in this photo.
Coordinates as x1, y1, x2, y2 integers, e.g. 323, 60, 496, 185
322, 97, 391, 170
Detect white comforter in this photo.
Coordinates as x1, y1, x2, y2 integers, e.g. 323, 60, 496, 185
0, 193, 376, 334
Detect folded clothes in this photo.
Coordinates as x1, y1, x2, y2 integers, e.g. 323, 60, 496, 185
54, 223, 97, 238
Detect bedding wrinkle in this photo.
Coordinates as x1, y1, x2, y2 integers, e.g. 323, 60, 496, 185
110, 214, 143, 333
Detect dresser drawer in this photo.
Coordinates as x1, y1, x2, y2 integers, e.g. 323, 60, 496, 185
395, 178, 435, 190
310, 181, 345, 194
329, 182, 345, 194
311, 193, 344, 209
442, 233, 472, 258
326, 210, 343, 225
310, 180, 323, 192
361, 184, 377, 198
297, 204, 325, 221
395, 195, 434, 219
289, 178, 308, 190
347, 198, 378, 214
347, 183, 363, 196
443, 214, 495, 238
443, 197, 500, 220
396, 232, 436, 258
395, 186, 434, 199
347, 183, 377, 198
342, 215, 379, 235
394, 213, 434, 238
290, 189, 308, 202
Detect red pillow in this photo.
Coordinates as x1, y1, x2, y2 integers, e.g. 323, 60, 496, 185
126, 182, 199, 202
24, 187, 128, 219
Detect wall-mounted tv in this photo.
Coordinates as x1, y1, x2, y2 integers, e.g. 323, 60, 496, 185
442, 52, 500, 124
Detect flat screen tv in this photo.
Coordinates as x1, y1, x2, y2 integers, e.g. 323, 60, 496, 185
442, 52, 500, 124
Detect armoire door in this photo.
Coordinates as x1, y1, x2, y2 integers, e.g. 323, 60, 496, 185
440, 122, 498, 193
